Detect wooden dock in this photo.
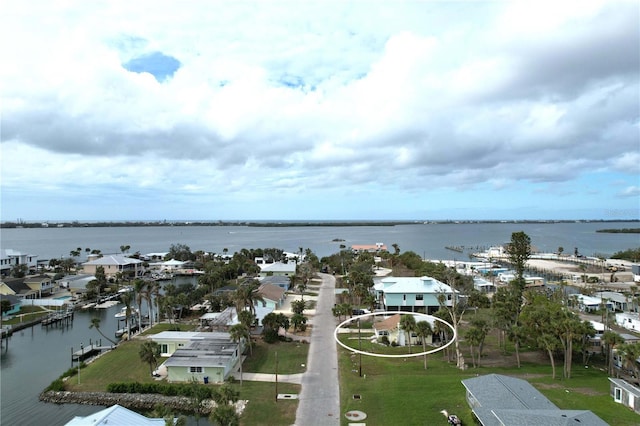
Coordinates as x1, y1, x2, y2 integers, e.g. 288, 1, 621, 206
41, 309, 74, 327
71, 339, 115, 363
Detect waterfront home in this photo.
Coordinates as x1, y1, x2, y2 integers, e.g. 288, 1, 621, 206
150, 331, 242, 383
256, 283, 286, 309
0, 249, 38, 276
23, 274, 54, 297
373, 276, 456, 314
58, 274, 96, 296
82, 254, 144, 279
462, 374, 607, 426
351, 243, 387, 253
0, 277, 39, 299
255, 257, 296, 277
0, 294, 21, 316
609, 378, 640, 414
65, 404, 169, 425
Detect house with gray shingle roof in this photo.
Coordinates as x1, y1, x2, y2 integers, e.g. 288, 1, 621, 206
461, 374, 608, 426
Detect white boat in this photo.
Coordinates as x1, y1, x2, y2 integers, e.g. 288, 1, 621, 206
114, 307, 139, 319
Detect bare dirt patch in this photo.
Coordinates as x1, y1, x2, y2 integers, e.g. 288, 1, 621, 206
534, 383, 605, 396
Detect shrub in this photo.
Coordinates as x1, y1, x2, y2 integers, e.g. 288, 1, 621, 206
46, 379, 66, 392
263, 329, 279, 343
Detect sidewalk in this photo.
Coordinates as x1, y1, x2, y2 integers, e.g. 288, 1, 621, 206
229, 371, 303, 384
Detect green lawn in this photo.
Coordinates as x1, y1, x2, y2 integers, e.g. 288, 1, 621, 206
3, 306, 50, 325
338, 337, 640, 426
242, 339, 309, 374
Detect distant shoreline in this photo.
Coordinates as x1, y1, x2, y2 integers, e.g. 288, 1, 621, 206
1, 219, 638, 229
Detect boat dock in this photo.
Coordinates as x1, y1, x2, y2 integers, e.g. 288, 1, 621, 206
71, 339, 114, 363
41, 309, 74, 327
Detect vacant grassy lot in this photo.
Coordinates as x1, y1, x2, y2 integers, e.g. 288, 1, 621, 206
338, 334, 640, 426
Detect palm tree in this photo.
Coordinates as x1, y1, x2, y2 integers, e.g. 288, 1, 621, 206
229, 324, 249, 384
133, 279, 147, 329
415, 320, 433, 369
399, 315, 417, 354
603, 331, 624, 376
120, 292, 133, 338
89, 318, 117, 345
209, 405, 239, 426
234, 281, 264, 316
138, 340, 160, 375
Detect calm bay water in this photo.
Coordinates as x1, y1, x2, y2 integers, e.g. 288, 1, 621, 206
2, 222, 639, 262
0, 221, 638, 425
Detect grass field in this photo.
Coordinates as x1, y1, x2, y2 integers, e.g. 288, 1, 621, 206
337, 333, 640, 426
52, 318, 640, 425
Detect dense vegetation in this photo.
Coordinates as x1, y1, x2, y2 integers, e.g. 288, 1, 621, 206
611, 247, 640, 262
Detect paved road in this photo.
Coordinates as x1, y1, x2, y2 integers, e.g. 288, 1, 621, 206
294, 272, 340, 425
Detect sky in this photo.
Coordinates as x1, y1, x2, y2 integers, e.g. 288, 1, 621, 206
1, 1, 639, 222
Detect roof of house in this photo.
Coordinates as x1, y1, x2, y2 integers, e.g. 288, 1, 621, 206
373, 314, 401, 331
610, 377, 640, 397
260, 275, 291, 286
258, 261, 296, 274
257, 283, 286, 302
65, 404, 166, 425
83, 255, 143, 266
374, 276, 454, 294
0, 278, 36, 296
462, 374, 607, 426
352, 243, 388, 251
23, 274, 52, 283
151, 331, 231, 341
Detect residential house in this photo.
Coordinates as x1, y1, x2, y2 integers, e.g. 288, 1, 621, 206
65, 404, 169, 425
609, 378, 640, 414
373, 276, 456, 314
0, 249, 38, 276
572, 294, 612, 313
255, 258, 296, 278
351, 243, 387, 253
259, 275, 291, 291
256, 283, 286, 310
462, 374, 607, 426
472, 277, 495, 293
615, 312, 640, 332
0, 294, 21, 316
82, 255, 144, 279
372, 313, 434, 346
596, 291, 630, 312
58, 274, 96, 296
0, 277, 39, 299
150, 331, 242, 383
23, 274, 54, 298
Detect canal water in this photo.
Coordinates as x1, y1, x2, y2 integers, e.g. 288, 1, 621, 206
0, 294, 209, 425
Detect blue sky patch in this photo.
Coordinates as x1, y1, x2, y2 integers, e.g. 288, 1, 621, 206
123, 52, 181, 82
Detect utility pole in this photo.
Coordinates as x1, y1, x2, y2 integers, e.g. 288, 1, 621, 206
275, 351, 278, 402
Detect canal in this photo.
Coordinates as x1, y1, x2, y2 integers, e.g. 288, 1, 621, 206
0, 298, 208, 425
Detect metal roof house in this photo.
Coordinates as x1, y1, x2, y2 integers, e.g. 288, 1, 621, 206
65, 404, 169, 425
461, 374, 607, 426
373, 276, 456, 314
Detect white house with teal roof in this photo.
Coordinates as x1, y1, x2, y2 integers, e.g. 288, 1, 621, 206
373, 276, 456, 314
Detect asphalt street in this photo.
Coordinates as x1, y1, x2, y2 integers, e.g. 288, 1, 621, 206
294, 272, 341, 425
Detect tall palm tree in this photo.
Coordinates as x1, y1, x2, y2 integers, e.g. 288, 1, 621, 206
234, 281, 264, 316
229, 324, 249, 384
603, 331, 624, 376
415, 320, 433, 369
133, 279, 147, 329
120, 292, 133, 338
400, 315, 417, 354
89, 317, 117, 345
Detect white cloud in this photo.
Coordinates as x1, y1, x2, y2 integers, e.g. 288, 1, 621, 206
1, 0, 638, 220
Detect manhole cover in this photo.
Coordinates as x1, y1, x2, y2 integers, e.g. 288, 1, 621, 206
353, 394, 361, 399
345, 410, 367, 420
